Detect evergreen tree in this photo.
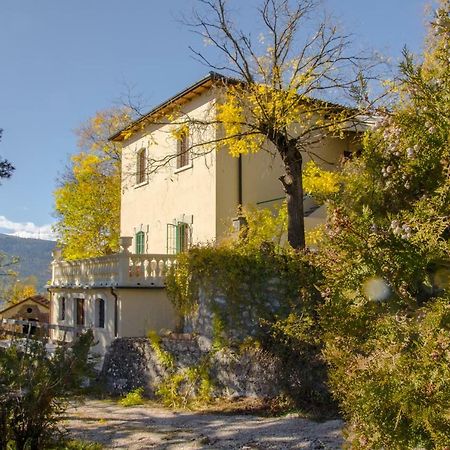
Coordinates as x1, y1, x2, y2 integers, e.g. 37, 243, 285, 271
304, 1, 450, 446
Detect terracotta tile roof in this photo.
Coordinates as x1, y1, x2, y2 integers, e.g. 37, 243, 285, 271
27, 295, 50, 308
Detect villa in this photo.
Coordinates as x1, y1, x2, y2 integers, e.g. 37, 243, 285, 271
48, 72, 363, 354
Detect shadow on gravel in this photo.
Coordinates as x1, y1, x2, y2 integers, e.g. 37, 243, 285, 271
65, 400, 343, 449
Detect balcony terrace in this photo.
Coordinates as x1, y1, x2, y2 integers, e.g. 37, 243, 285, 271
50, 237, 176, 289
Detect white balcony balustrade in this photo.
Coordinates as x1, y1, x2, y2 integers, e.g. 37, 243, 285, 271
50, 237, 176, 288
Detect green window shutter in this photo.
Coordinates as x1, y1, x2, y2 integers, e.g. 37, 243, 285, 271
167, 222, 191, 254
135, 231, 145, 254
176, 222, 190, 253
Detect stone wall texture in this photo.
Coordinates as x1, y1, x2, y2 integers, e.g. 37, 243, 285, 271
183, 281, 287, 343
101, 334, 283, 398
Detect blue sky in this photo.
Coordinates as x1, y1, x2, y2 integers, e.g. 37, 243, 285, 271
0, 0, 430, 240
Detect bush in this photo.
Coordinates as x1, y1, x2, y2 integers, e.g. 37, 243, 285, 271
48, 439, 103, 450
166, 205, 322, 344
0, 331, 95, 450
155, 357, 214, 409
118, 387, 145, 407
166, 207, 332, 412
323, 300, 450, 448
306, 2, 450, 446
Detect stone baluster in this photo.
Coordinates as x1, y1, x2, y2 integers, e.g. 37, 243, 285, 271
158, 259, 165, 278
150, 258, 157, 278
142, 258, 148, 279
138, 257, 146, 283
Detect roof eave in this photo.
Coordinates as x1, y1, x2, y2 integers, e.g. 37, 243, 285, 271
109, 71, 234, 143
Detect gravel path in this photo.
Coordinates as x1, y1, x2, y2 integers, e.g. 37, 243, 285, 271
65, 400, 344, 449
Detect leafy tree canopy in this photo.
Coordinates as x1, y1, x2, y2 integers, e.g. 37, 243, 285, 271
133, 0, 379, 250
302, 1, 450, 446
0, 275, 38, 305
54, 108, 132, 260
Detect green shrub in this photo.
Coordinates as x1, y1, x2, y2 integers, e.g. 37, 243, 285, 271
49, 439, 103, 449
147, 330, 174, 369
0, 331, 95, 450
324, 300, 450, 448
307, 2, 450, 446
155, 357, 213, 408
166, 231, 322, 344
166, 206, 331, 411
118, 387, 145, 407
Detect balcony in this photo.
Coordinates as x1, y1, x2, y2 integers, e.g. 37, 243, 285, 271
50, 237, 176, 289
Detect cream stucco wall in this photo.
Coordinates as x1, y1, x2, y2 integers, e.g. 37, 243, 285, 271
120, 91, 218, 254
50, 287, 177, 355
119, 85, 364, 252
118, 288, 176, 337
51, 288, 116, 355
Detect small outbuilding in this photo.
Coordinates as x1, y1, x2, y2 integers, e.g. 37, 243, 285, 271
0, 295, 50, 334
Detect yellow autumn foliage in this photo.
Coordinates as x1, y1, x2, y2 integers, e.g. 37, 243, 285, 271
305, 225, 326, 247
303, 161, 342, 198
1, 276, 38, 305
54, 108, 131, 260
216, 83, 310, 157
171, 123, 190, 141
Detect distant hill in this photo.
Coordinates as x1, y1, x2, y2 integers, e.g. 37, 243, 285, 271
0, 233, 55, 292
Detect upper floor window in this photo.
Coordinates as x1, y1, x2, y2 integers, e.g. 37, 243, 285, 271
136, 148, 147, 184
96, 298, 105, 329
135, 231, 145, 254
176, 130, 190, 169
59, 297, 65, 321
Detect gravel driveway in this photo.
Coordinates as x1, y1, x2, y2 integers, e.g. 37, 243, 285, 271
65, 400, 343, 449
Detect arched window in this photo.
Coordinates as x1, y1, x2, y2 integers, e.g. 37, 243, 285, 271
96, 298, 105, 329
136, 148, 146, 184
59, 297, 66, 321
135, 231, 145, 254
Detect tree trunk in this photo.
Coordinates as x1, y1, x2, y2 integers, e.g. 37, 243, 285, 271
279, 149, 305, 250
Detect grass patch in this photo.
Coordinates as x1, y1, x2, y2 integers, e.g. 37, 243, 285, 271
118, 387, 145, 407
47, 439, 103, 449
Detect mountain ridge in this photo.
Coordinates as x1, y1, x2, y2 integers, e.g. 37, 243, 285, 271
0, 233, 55, 292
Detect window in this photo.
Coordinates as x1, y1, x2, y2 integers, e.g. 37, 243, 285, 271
136, 148, 146, 184
59, 297, 66, 321
76, 298, 85, 326
176, 130, 190, 169
96, 298, 105, 328
135, 231, 145, 254
177, 222, 190, 253
167, 222, 191, 254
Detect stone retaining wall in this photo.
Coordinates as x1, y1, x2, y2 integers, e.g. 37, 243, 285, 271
184, 281, 285, 342
101, 334, 282, 398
